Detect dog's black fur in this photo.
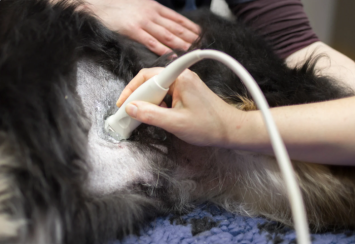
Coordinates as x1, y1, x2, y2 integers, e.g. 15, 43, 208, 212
0, 0, 354, 243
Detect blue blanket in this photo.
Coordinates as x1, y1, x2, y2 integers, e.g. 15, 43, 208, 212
114, 204, 355, 244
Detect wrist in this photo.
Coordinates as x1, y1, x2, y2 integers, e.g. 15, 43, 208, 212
220, 107, 249, 148
223, 109, 266, 151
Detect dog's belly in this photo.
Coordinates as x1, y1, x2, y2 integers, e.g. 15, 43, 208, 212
76, 61, 155, 196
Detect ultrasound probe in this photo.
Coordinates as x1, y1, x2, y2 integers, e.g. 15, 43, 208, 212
104, 49, 311, 244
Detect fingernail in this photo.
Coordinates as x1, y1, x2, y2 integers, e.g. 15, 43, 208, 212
126, 103, 137, 118
168, 53, 178, 60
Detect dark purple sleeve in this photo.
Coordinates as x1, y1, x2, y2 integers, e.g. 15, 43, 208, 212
230, 0, 319, 59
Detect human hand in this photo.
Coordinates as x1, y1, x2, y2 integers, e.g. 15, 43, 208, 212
85, 0, 200, 56
116, 68, 246, 147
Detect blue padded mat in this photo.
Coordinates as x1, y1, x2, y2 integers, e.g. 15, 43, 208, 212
114, 204, 355, 244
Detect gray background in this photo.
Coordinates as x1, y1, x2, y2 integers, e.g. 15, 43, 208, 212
303, 0, 355, 60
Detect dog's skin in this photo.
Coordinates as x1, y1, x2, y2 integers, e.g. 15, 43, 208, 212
0, 0, 355, 243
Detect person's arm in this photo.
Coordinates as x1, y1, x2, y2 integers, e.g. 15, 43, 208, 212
286, 41, 355, 91
50, 0, 200, 56
118, 68, 355, 166
227, 96, 355, 165
230, 0, 355, 90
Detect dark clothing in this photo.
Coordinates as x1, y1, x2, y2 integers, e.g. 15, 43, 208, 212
231, 0, 319, 59
156, 0, 319, 59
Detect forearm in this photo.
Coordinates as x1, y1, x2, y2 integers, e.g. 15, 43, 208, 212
226, 96, 355, 165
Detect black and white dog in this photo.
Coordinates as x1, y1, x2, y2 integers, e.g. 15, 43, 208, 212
0, 0, 354, 243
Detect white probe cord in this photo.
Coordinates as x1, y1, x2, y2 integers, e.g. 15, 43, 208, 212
198, 50, 310, 244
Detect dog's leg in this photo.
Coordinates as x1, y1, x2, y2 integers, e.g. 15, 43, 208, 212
69, 193, 161, 244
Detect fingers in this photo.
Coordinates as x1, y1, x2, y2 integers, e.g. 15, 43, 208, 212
158, 6, 200, 35
116, 67, 164, 107
130, 28, 173, 56
125, 101, 178, 131
143, 21, 190, 51
124, 2, 200, 55
167, 69, 200, 96
153, 17, 199, 45
117, 68, 201, 108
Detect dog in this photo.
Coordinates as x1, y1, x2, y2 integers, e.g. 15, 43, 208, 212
0, 0, 354, 243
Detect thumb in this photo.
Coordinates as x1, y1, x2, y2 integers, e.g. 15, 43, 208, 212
125, 101, 174, 129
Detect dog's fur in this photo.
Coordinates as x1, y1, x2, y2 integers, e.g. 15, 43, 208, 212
0, 0, 355, 243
